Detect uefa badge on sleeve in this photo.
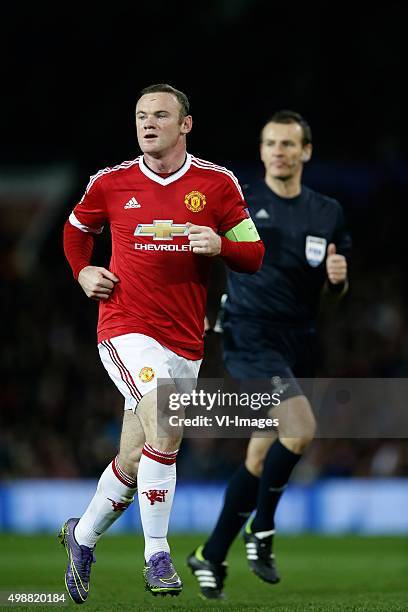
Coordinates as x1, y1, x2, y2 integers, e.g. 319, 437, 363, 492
305, 235, 327, 267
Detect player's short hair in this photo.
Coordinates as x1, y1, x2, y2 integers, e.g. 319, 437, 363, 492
138, 84, 190, 119
262, 110, 312, 145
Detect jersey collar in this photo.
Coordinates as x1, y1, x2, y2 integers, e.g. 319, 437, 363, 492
139, 153, 192, 185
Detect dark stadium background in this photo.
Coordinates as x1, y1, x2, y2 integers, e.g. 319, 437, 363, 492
1, 2, 408, 485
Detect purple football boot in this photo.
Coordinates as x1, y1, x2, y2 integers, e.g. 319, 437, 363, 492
58, 518, 96, 604
143, 551, 183, 596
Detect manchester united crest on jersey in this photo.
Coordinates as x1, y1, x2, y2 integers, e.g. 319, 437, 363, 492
185, 191, 206, 212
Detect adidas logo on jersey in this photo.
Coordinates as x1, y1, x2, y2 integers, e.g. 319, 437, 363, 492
124, 197, 141, 209
255, 208, 270, 219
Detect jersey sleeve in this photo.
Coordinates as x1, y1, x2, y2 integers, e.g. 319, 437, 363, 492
217, 173, 250, 235
333, 202, 352, 260
69, 173, 108, 234
63, 221, 95, 279
63, 172, 108, 279
217, 173, 264, 273
220, 238, 265, 273
324, 202, 351, 297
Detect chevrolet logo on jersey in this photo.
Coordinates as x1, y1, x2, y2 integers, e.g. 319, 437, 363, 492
135, 220, 188, 241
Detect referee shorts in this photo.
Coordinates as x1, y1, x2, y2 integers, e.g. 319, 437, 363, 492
98, 333, 202, 412
222, 316, 317, 402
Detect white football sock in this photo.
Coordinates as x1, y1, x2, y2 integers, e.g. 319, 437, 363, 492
137, 443, 178, 561
75, 456, 137, 548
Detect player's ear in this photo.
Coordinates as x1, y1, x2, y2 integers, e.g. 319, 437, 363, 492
260, 142, 266, 163
301, 144, 312, 163
181, 115, 193, 135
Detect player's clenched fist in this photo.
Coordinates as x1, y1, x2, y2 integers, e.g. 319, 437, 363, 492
78, 266, 119, 300
326, 243, 347, 284
186, 222, 222, 256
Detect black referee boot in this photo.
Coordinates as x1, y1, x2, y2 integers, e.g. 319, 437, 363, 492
243, 519, 280, 584
187, 545, 227, 600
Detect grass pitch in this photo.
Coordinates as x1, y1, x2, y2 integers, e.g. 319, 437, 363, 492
0, 533, 406, 611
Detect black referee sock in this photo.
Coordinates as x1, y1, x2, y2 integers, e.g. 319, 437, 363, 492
251, 439, 301, 533
203, 464, 259, 564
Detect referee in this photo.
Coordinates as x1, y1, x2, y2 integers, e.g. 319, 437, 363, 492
188, 110, 351, 599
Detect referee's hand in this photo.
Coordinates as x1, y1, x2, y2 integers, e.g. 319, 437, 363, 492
186, 222, 221, 256
78, 266, 119, 300
326, 243, 347, 284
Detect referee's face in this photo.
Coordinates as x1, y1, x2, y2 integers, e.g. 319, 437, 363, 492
135, 92, 192, 156
260, 122, 310, 181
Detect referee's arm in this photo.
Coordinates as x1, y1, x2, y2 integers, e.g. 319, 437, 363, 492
324, 243, 349, 298
323, 205, 351, 299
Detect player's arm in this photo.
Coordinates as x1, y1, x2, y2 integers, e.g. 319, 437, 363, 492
63, 175, 119, 300
219, 174, 264, 273
188, 173, 264, 273
63, 223, 119, 300
220, 217, 264, 273
187, 219, 264, 273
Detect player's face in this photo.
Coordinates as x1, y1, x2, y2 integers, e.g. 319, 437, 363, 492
135, 93, 192, 156
260, 122, 312, 180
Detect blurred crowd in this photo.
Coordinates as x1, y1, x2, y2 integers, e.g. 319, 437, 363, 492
1, 166, 408, 482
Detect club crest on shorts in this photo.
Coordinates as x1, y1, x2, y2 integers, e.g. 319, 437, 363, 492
139, 366, 155, 383
305, 235, 327, 267
184, 190, 206, 212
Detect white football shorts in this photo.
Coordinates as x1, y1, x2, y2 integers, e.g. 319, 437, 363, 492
98, 333, 202, 412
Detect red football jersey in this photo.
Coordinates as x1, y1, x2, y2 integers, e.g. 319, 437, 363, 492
68, 154, 248, 359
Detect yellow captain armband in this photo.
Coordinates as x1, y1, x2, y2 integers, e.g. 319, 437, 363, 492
224, 218, 260, 242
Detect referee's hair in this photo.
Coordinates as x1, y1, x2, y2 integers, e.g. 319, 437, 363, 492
262, 110, 312, 146
138, 84, 190, 120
